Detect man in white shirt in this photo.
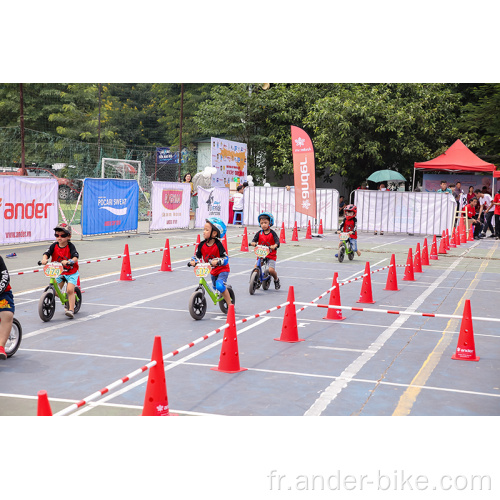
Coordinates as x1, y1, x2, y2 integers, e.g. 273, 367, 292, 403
476, 189, 495, 238
232, 185, 244, 224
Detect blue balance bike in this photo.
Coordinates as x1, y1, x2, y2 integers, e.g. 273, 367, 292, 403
249, 245, 272, 294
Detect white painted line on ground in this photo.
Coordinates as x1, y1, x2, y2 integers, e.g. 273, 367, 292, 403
309, 346, 376, 354
304, 252, 465, 416
371, 238, 406, 250
340, 258, 387, 282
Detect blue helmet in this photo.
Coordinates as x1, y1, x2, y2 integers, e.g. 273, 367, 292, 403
258, 212, 274, 227
206, 217, 227, 238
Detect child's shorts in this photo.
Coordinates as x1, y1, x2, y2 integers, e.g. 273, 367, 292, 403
211, 271, 229, 293
255, 258, 277, 269
349, 238, 358, 252
0, 290, 15, 313
56, 271, 80, 287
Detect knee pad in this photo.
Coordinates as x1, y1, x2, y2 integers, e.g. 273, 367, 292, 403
215, 279, 226, 293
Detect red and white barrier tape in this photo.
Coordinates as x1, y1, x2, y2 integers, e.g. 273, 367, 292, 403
54, 300, 290, 416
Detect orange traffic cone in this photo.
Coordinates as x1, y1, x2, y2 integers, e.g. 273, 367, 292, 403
240, 227, 249, 252
318, 219, 324, 235
403, 248, 415, 281
413, 243, 423, 273
119, 244, 134, 281
275, 286, 304, 343
222, 234, 229, 255
451, 300, 479, 361
459, 216, 467, 244
430, 235, 439, 260
422, 238, 430, 266
196, 233, 201, 245
279, 222, 286, 244
77, 274, 84, 293
468, 225, 474, 241
305, 220, 312, 239
357, 262, 375, 304
449, 228, 456, 248
37, 390, 53, 416
323, 272, 345, 320
445, 229, 451, 250
438, 231, 447, 254
454, 225, 461, 246
211, 305, 248, 372
384, 254, 399, 291
291, 221, 299, 241
142, 336, 171, 415
160, 238, 172, 272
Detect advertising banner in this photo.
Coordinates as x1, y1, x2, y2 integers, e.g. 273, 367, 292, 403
243, 187, 339, 230
0, 177, 58, 245
210, 137, 247, 188
150, 181, 191, 230
156, 147, 177, 164
82, 178, 139, 235
195, 187, 230, 228
291, 125, 317, 219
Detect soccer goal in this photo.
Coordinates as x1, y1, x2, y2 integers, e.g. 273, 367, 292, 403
101, 157, 142, 182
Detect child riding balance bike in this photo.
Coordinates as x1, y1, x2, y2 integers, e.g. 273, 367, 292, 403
335, 204, 361, 262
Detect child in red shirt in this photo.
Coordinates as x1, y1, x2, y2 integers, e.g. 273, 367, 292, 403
493, 188, 500, 240
336, 204, 361, 257
250, 212, 281, 289
465, 198, 482, 239
0, 254, 15, 360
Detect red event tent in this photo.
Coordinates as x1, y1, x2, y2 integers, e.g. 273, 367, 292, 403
413, 139, 497, 191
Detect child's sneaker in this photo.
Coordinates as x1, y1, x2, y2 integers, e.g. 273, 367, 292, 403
0, 346, 7, 360
65, 310, 74, 319
274, 278, 281, 290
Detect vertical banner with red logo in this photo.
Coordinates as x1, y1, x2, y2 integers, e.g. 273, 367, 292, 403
0, 177, 58, 245
150, 181, 191, 230
291, 125, 317, 219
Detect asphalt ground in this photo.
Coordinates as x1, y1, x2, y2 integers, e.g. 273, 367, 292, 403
1, 223, 499, 418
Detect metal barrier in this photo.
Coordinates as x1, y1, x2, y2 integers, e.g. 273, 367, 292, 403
354, 190, 456, 235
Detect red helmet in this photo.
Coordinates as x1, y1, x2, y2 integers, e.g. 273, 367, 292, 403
344, 204, 357, 216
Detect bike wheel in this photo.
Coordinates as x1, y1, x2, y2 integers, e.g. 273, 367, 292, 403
189, 291, 207, 320
348, 249, 354, 260
262, 273, 271, 290
74, 287, 82, 314
5, 318, 22, 358
338, 245, 345, 263
219, 285, 235, 314
249, 270, 259, 295
38, 290, 56, 322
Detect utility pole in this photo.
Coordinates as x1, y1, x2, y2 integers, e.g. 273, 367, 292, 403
178, 83, 184, 182
97, 83, 102, 161
19, 83, 27, 175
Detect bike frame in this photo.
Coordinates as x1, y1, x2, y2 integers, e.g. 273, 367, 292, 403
192, 263, 225, 305
40, 262, 79, 307
256, 256, 272, 282
339, 233, 353, 254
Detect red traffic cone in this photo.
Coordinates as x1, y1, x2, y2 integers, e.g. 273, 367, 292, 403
222, 234, 229, 255
275, 286, 304, 343
305, 220, 312, 239
445, 229, 450, 250
403, 248, 415, 281
160, 238, 172, 272
119, 244, 135, 281
323, 272, 345, 320
240, 227, 249, 252
318, 219, 324, 235
467, 225, 474, 241
451, 300, 479, 361
449, 228, 456, 248
196, 233, 201, 245
142, 336, 171, 415
459, 216, 467, 244
454, 225, 461, 246
430, 235, 439, 260
77, 274, 84, 293
422, 238, 430, 266
438, 231, 447, 254
357, 262, 375, 304
211, 305, 248, 373
279, 222, 286, 244
413, 243, 423, 273
384, 254, 400, 291
291, 221, 299, 241
37, 390, 53, 416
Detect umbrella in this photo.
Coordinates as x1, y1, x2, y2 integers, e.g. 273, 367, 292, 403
367, 169, 406, 183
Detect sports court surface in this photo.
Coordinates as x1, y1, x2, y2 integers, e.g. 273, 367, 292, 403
1, 224, 499, 417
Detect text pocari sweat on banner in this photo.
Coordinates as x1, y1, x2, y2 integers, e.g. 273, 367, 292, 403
150, 181, 190, 230
82, 178, 139, 235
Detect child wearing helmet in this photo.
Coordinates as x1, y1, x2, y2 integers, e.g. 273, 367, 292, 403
336, 205, 361, 257
250, 212, 281, 289
189, 217, 233, 309
0, 254, 15, 360
41, 223, 80, 319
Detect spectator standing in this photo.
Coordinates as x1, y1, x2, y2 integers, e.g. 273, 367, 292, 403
232, 185, 244, 224
466, 185, 475, 203
339, 195, 346, 216
374, 183, 387, 235
453, 181, 463, 212
183, 173, 198, 212
493, 188, 500, 240
437, 180, 453, 195
476, 189, 495, 238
